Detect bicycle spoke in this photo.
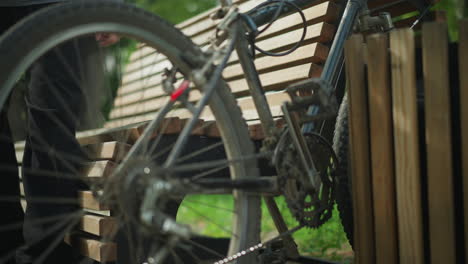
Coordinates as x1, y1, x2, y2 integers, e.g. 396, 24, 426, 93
0, 211, 82, 233
0, 211, 83, 263
181, 203, 238, 238
176, 140, 224, 164
169, 151, 270, 173
35, 214, 82, 264
182, 197, 234, 213
182, 237, 226, 259
0, 196, 80, 205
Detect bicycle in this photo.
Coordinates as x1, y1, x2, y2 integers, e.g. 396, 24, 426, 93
0, 0, 431, 263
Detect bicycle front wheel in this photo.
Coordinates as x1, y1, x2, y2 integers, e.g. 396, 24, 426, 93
0, 1, 260, 263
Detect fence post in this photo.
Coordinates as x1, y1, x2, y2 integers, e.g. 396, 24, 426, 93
422, 22, 456, 264
458, 19, 468, 262
389, 28, 425, 264
366, 33, 398, 264
345, 34, 376, 264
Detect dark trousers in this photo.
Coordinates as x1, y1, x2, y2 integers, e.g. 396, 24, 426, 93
0, 4, 89, 264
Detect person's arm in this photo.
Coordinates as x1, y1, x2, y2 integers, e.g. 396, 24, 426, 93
95, 0, 124, 47
95, 32, 120, 47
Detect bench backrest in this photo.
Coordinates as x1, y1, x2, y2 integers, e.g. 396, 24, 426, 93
105, 0, 426, 132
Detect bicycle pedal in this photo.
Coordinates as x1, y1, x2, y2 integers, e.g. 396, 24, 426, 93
286, 78, 336, 111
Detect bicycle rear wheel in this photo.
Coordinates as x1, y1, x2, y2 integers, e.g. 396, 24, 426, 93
0, 1, 260, 263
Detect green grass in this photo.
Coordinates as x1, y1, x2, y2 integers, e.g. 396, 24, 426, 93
177, 195, 353, 262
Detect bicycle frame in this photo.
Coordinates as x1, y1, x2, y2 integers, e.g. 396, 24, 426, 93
219, 0, 367, 138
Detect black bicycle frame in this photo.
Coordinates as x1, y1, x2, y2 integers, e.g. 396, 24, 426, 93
222, 0, 367, 136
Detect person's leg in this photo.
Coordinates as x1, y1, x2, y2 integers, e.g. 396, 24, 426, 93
0, 109, 25, 264
0, 6, 40, 264
19, 36, 92, 264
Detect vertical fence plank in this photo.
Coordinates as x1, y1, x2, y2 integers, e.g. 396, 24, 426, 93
422, 22, 457, 264
390, 28, 425, 264
366, 33, 398, 264
458, 19, 468, 261
345, 34, 375, 264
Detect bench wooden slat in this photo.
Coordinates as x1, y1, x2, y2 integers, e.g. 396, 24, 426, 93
106, 89, 291, 130
126, 0, 251, 64
121, 2, 336, 87
83, 142, 131, 162
118, 21, 334, 97
79, 190, 109, 211
114, 42, 327, 108
180, 0, 264, 38
66, 236, 117, 262
109, 63, 315, 120
122, 59, 171, 85
77, 124, 141, 145
85, 160, 116, 178
79, 214, 117, 237
121, 1, 336, 86
126, 0, 334, 66
223, 42, 328, 79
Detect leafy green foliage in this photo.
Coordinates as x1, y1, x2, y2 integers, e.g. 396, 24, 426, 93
177, 195, 353, 262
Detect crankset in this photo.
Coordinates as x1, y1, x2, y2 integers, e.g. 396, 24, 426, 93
271, 78, 339, 228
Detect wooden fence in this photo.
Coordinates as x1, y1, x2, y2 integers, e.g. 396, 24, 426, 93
345, 20, 467, 264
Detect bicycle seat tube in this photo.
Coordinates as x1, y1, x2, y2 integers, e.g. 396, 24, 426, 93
302, 0, 367, 134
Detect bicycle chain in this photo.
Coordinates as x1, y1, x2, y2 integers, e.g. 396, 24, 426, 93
213, 242, 264, 264
214, 134, 338, 264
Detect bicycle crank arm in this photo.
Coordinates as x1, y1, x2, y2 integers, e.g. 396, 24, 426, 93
281, 103, 322, 190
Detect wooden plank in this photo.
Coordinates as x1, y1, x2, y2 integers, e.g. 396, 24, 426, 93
254, 1, 339, 41
122, 4, 335, 86
121, 41, 328, 101
366, 33, 398, 264
109, 63, 317, 120
229, 22, 335, 62
79, 190, 109, 211
83, 142, 131, 162
84, 160, 116, 178
422, 22, 456, 264
389, 28, 424, 264
180, 0, 264, 38
79, 214, 117, 237
67, 236, 116, 262
459, 19, 468, 262
223, 43, 329, 79
115, 43, 326, 108
105, 90, 288, 130
122, 58, 171, 85
124, 50, 166, 74
76, 123, 141, 145
118, 22, 333, 97
345, 34, 375, 264
125, 0, 335, 70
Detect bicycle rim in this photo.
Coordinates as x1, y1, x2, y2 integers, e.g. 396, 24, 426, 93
0, 1, 260, 263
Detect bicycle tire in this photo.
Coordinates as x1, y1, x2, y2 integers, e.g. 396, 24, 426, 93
333, 92, 354, 247
0, 1, 260, 263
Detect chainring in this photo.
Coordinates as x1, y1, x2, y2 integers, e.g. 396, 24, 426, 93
274, 131, 338, 228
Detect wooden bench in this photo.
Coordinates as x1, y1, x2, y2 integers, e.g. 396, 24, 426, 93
13, 0, 428, 262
